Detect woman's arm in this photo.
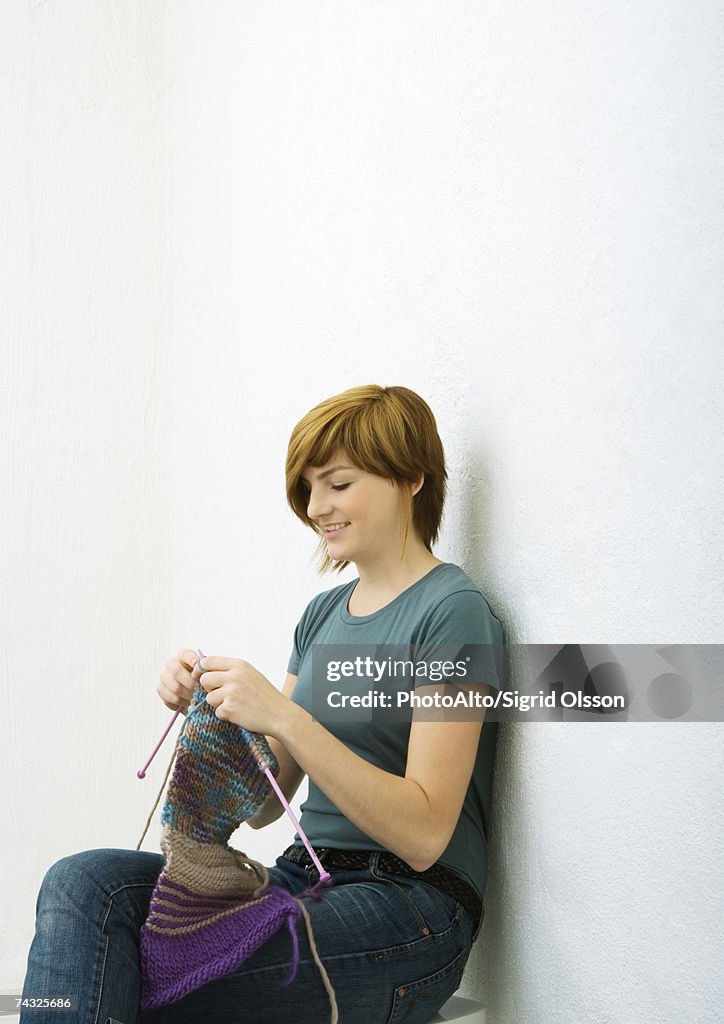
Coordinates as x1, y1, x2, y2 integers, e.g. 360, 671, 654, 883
246, 672, 306, 830
276, 695, 486, 872
193, 655, 488, 870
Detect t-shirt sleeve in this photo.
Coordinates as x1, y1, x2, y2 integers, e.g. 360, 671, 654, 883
415, 589, 506, 692
286, 597, 315, 675
287, 622, 302, 675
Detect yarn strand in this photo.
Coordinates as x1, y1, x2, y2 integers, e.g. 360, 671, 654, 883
294, 897, 339, 1024
136, 723, 185, 851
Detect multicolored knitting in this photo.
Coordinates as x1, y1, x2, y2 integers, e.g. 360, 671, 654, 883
138, 683, 338, 1021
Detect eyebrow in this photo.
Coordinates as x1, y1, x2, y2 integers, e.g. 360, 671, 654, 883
300, 464, 355, 485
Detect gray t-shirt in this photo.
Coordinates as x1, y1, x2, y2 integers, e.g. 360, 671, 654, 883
286, 561, 506, 914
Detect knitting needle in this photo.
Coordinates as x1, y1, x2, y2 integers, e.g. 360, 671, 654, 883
136, 647, 203, 779
136, 713, 179, 779
246, 736, 331, 883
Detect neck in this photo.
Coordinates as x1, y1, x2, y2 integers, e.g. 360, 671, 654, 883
352, 540, 444, 593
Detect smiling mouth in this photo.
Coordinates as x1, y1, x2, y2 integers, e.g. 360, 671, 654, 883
321, 522, 350, 537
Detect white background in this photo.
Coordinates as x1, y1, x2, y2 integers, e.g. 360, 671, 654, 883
1, 2, 722, 1022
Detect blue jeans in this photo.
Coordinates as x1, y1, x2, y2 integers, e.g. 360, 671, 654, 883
19, 847, 476, 1024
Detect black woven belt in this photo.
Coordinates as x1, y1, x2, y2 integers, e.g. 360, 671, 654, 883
280, 843, 481, 931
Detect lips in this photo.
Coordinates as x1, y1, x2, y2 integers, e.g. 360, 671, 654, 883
322, 522, 350, 538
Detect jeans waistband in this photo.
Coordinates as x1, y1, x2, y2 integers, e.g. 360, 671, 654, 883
280, 843, 482, 935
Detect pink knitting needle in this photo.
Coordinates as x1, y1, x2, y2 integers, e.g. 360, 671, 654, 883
246, 735, 331, 883
136, 647, 204, 779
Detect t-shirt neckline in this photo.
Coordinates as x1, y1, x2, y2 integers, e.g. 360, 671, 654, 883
340, 562, 451, 624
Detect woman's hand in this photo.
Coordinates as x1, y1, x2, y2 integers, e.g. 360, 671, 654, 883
157, 648, 199, 715
192, 656, 291, 737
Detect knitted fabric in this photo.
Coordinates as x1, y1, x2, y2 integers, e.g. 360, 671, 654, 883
138, 683, 337, 1021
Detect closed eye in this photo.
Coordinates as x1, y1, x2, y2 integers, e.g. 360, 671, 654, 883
299, 481, 351, 494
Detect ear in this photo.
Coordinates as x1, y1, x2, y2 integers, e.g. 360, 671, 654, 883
411, 472, 425, 498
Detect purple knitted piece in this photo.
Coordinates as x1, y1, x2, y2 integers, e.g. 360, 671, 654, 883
140, 881, 302, 1008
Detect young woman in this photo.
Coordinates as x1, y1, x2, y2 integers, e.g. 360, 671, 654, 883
19, 384, 506, 1024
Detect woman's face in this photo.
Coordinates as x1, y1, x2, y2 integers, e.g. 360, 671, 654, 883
301, 450, 417, 565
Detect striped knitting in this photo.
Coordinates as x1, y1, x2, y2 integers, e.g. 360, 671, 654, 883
139, 683, 338, 1020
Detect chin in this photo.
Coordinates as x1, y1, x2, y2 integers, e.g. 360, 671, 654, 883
328, 544, 354, 563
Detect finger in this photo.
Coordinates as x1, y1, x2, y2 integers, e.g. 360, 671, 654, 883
171, 662, 196, 698
178, 648, 200, 672
158, 669, 191, 712
157, 685, 189, 714
192, 656, 217, 683
198, 670, 223, 691
191, 653, 217, 679
165, 655, 195, 696
203, 686, 222, 706
195, 656, 233, 674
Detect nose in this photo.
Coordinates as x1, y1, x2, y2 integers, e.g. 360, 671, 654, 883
306, 486, 332, 522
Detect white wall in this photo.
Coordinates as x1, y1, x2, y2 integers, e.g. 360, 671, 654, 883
0, 0, 173, 988
2, 3, 722, 1022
